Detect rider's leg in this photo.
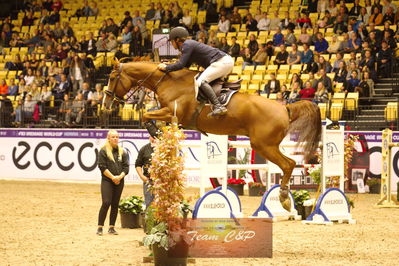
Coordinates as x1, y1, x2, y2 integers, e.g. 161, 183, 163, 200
197, 55, 234, 117
200, 80, 227, 117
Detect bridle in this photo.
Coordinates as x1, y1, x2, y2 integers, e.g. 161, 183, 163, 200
104, 64, 167, 108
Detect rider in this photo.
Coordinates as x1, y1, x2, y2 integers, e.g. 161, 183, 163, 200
157, 26, 234, 117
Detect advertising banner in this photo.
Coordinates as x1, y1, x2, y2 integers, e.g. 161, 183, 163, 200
0, 129, 202, 186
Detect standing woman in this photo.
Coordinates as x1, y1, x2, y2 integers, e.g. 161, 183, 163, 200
97, 130, 129, 235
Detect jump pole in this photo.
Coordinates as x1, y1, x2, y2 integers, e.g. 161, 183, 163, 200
377, 129, 399, 208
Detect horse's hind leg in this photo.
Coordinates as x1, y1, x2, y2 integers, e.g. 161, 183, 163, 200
251, 143, 296, 211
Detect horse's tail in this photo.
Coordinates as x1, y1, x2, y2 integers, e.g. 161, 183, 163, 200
286, 101, 321, 161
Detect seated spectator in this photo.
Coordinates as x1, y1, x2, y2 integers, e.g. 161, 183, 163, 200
361, 71, 374, 96
248, 34, 259, 57
228, 37, 241, 57
287, 43, 301, 65
96, 32, 109, 52
207, 30, 219, 47
339, 33, 351, 53
334, 61, 348, 83
264, 73, 280, 95
332, 52, 344, 72
196, 23, 208, 41
79, 82, 92, 100
257, 12, 271, 31
218, 37, 230, 53
346, 70, 361, 92
346, 61, 361, 80
274, 44, 288, 66
298, 27, 311, 45
296, 12, 312, 28
66, 93, 86, 126
327, 35, 342, 54
106, 34, 118, 52
317, 56, 333, 73
120, 11, 133, 29
120, 27, 132, 44
288, 81, 301, 103
269, 11, 281, 30
252, 44, 267, 66
241, 47, 253, 69
24, 68, 35, 86
218, 15, 230, 33
245, 14, 258, 31
382, 30, 397, 49
359, 50, 376, 78
169, 7, 182, 27
280, 85, 290, 100
318, 68, 333, 93
299, 81, 316, 99
285, 28, 297, 46
358, 7, 370, 25
313, 82, 329, 103
377, 40, 393, 77
105, 18, 119, 38
314, 32, 329, 54
132, 10, 145, 27
306, 71, 319, 89
301, 43, 314, 72
333, 15, 348, 34
52, 74, 71, 105
230, 7, 242, 24
348, 32, 362, 52
88, 83, 104, 105
310, 26, 320, 44
22, 11, 36, 26
130, 26, 143, 56
62, 22, 74, 38
290, 73, 303, 89
181, 9, 193, 30
145, 3, 156, 20
15, 94, 37, 124
276, 92, 287, 105
265, 41, 275, 62
273, 27, 284, 47
0, 79, 8, 95
280, 11, 294, 30
369, 6, 383, 25
318, 0, 329, 13
90, 2, 99, 16
8, 78, 19, 96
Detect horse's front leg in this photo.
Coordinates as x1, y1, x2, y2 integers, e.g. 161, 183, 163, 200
142, 107, 173, 137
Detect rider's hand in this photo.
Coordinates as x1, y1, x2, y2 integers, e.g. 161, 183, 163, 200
157, 63, 167, 72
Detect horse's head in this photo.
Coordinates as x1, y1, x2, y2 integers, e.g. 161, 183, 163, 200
102, 58, 135, 110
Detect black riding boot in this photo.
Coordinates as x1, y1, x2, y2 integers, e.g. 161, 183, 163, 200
144, 120, 160, 138
200, 81, 227, 117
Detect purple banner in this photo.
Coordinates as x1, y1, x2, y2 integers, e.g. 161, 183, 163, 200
0, 129, 201, 140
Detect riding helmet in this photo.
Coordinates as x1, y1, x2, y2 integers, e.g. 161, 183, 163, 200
169, 26, 189, 41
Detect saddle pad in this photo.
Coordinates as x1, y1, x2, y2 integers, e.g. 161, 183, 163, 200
218, 90, 238, 106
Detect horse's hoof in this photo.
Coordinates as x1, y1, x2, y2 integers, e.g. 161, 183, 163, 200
279, 187, 291, 212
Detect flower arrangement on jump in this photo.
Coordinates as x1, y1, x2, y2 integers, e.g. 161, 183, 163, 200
344, 134, 359, 182
143, 120, 190, 252
227, 178, 246, 185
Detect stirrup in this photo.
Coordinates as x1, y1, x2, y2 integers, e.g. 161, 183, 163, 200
208, 106, 227, 117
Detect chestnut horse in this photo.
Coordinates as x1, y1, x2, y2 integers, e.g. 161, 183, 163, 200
103, 61, 321, 211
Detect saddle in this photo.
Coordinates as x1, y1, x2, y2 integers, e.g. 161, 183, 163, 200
197, 78, 242, 106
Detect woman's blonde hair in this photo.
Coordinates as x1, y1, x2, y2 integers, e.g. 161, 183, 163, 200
102, 130, 123, 162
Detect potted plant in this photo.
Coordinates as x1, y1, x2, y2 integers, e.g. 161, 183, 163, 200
248, 182, 266, 196
366, 178, 381, 194
308, 165, 321, 186
292, 190, 311, 220
227, 178, 246, 195
119, 195, 145, 228
346, 195, 355, 210
142, 122, 190, 265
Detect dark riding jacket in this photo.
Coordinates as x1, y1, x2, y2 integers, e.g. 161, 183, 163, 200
165, 39, 226, 72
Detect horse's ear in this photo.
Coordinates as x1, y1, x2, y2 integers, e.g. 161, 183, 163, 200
113, 57, 120, 70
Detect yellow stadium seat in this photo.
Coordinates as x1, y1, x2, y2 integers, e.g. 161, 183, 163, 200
231, 66, 242, 75
269, 93, 277, 100
248, 84, 260, 94
331, 92, 346, 105
345, 92, 359, 110
385, 102, 398, 122
318, 103, 328, 120
330, 103, 343, 121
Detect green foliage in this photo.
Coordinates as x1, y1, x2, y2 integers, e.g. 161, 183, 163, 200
143, 222, 169, 250
346, 195, 355, 209
292, 190, 310, 207
366, 178, 380, 186
228, 148, 251, 178
118, 195, 145, 214
179, 200, 192, 217
308, 165, 321, 185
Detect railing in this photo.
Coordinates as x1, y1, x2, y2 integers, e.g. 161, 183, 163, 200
0, 99, 144, 129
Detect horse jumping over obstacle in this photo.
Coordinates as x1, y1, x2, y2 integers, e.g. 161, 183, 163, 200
102, 60, 322, 211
